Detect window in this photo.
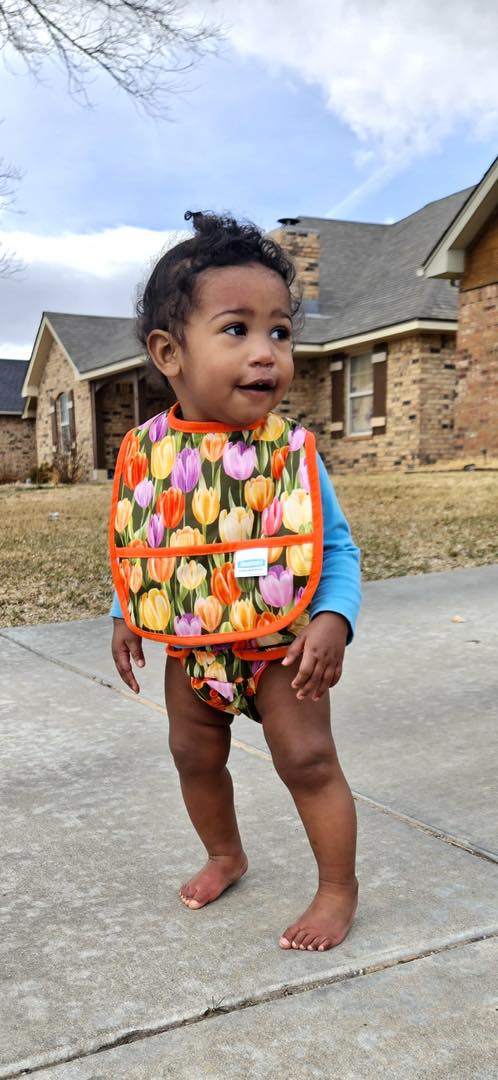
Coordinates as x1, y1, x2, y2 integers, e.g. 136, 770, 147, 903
57, 392, 72, 452
347, 353, 373, 435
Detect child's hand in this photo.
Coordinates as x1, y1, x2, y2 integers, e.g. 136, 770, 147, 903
111, 617, 145, 694
282, 612, 349, 701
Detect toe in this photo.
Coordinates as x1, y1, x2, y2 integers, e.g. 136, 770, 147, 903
317, 938, 331, 951
292, 929, 309, 948
295, 933, 313, 950
279, 925, 297, 949
307, 936, 323, 951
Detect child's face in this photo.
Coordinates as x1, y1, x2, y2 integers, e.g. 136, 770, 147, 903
148, 264, 294, 426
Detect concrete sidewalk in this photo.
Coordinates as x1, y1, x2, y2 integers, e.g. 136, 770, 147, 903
1, 565, 497, 1078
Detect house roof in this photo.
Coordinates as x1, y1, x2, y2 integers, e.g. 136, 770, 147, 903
291, 186, 474, 346
420, 155, 498, 279
0, 358, 30, 414
22, 312, 144, 400
21, 185, 478, 402
44, 312, 141, 373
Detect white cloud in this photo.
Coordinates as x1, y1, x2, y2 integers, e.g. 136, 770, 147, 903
219, 0, 498, 202
0, 225, 187, 278
0, 342, 32, 360
0, 225, 186, 356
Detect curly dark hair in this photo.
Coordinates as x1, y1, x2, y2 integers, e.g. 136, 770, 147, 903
136, 210, 301, 348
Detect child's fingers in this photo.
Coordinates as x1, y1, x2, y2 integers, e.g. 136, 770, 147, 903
113, 646, 140, 694
312, 663, 339, 700
328, 659, 343, 689
289, 651, 314, 689
292, 653, 324, 700
129, 640, 146, 668
281, 634, 305, 668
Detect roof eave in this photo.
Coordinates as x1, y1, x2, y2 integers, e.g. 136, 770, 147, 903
82, 355, 145, 381
294, 318, 457, 355
420, 156, 498, 279
22, 395, 37, 419
21, 314, 80, 397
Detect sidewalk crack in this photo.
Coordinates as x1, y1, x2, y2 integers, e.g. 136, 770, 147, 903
3, 928, 498, 1079
2, 630, 497, 868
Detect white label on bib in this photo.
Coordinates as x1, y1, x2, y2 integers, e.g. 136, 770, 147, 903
234, 547, 269, 578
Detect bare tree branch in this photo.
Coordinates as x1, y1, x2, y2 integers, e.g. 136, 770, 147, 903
0, 3, 223, 276
0, 1, 222, 115
0, 157, 24, 277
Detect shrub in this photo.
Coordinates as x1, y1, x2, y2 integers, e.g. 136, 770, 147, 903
29, 461, 53, 485
52, 447, 84, 484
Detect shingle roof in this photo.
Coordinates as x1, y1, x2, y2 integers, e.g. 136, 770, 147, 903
0, 358, 30, 413
45, 312, 141, 374
293, 186, 475, 345
37, 188, 476, 376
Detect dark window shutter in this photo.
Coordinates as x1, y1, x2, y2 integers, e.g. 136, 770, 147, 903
49, 397, 58, 452
372, 345, 387, 436
330, 355, 345, 439
68, 390, 76, 448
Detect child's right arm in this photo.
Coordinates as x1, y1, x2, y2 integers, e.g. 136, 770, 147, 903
111, 609, 145, 695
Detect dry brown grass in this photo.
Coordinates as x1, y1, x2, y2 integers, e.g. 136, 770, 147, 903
1, 484, 111, 627
335, 470, 498, 581
1, 470, 497, 627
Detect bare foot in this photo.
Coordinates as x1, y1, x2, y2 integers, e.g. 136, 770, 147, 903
179, 852, 248, 910
279, 879, 358, 952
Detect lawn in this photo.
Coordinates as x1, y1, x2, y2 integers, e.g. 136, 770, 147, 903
1, 470, 497, 626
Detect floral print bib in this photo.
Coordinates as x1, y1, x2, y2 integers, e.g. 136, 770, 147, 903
109, 403, 323, 658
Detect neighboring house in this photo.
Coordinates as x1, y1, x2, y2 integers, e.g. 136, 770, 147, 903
420, 155, 498, 460
0, 358, 36, 481
22, 313, 174, 480
19, 164, 497, 478
271, 186, 473, 471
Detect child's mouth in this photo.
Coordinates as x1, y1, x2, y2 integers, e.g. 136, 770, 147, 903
236, 380, 275, 396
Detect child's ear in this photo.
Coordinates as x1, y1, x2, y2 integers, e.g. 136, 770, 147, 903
146, 330, 180, 378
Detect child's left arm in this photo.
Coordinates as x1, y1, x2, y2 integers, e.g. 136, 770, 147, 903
282, 454, 361, 701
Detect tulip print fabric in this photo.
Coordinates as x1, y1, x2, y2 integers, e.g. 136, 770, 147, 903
109, 403, 323, 656
179, 646, 268, 723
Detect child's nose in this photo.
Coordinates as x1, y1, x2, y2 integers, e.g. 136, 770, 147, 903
248, 334, 274, 366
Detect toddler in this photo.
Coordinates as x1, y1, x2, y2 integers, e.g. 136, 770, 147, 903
110, 211, 361, 952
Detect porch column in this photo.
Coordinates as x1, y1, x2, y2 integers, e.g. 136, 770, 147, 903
90, 381, 106, 475
90, 381, 99, 470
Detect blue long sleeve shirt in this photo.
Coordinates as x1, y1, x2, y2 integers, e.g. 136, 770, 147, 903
110, 453, 361, 642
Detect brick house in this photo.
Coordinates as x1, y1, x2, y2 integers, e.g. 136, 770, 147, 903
0, 358, 36, 481
18, 166, 497, 477
21, 313, 174, 480
420, 155, 498, 460
271, 186, 473, 471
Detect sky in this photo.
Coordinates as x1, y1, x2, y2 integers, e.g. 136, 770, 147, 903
1, 0, 498, 358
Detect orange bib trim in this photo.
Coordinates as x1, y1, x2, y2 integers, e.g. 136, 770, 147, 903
109, 406, 323, 651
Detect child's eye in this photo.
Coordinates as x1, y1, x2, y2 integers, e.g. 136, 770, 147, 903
224, 323, 247, 336
271, 326, 291, 340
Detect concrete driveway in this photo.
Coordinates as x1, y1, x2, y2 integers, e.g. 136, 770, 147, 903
1, 565, 497, 1079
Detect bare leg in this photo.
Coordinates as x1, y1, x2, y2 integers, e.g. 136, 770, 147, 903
256, 658, 358, 951
165, 655, 247, 909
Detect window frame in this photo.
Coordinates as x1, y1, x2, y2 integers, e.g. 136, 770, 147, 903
346, 351, 374, 436
57, 391, 72, 452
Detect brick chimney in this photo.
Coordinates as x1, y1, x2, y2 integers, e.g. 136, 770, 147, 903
270, 218, 320, 306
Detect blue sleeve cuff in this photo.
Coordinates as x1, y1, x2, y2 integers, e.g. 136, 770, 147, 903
110, 591, 124, 618
310, 454, 362, 644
